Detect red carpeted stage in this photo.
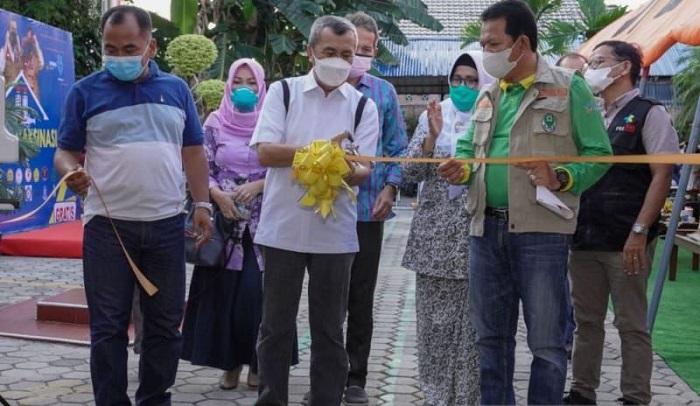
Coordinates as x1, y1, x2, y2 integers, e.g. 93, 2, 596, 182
0, 221, 132, 345
0, 220, 83, 258
0, 288, 135, 346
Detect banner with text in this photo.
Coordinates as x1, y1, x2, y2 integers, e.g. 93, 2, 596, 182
0, 8, 78, 234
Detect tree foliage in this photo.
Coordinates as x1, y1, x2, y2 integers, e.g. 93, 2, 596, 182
546, 0, 627, 56
0, 0, 102, 79
460, 0, 627, 56
198, 0, 443, 80
673, 47, 700, 141
171, 0, 199, 35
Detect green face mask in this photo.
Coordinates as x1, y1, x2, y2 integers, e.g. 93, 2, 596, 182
449, 84, 479, 112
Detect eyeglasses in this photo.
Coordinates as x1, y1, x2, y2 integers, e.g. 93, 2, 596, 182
586, 57, 623, 70
450, 75, 479, 87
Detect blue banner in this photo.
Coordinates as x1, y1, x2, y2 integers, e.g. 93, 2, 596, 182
0, 9, 78, 234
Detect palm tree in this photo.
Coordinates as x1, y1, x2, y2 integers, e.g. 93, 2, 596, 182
460, 0, 627, 56
546, 0, 627, 56
673, 47, 700, 141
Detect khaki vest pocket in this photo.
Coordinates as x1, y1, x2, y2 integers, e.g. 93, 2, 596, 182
530, 99, 574, 156
471, 108, 493, 173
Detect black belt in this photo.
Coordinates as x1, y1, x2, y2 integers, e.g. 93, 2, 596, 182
485, 206, 509, 220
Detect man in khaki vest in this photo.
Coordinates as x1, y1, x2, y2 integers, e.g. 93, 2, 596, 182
438, 1, 612, 404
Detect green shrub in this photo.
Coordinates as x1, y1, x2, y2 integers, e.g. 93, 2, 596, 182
195, 79, 226, 112
165, 34, 218, 77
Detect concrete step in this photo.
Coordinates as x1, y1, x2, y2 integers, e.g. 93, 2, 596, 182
36, 288, 88, 325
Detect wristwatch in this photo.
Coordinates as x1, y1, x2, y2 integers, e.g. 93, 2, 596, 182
554, 168, 570, 192
632, 222, 649, 235
193, 201, 213, 214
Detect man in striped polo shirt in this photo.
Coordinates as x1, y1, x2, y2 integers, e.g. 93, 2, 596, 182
54, 5, 212, 405
343, 12, 408, 405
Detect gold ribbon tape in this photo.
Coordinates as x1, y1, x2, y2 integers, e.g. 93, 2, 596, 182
290, 148, 696, 218
0, 171, 158, 296
346, 153, 700, 165
291, 140, 356, 220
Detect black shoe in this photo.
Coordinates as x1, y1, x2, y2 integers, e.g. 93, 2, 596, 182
617, 396, 642, 405
563, 390, 597, 405
301, 391, 309, 406
344, 386, 369, 405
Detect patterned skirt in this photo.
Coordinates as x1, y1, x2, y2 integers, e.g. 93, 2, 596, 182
416, 273, 480, 405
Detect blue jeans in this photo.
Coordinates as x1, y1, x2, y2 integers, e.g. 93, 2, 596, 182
469, 216, 570, 405
83, 214, 186, 406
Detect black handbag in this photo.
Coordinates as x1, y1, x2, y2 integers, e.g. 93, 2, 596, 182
184, 197, 237, 268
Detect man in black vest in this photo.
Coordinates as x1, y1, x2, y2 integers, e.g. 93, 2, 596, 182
564, 41, 679, 405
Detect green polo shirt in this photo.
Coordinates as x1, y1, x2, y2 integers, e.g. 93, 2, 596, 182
456, 74, 612, 208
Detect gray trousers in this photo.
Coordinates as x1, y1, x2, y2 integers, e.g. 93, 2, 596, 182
255, 246, 354, 406
569, 240, 656, 404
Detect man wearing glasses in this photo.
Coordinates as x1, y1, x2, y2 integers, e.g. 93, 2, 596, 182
565, 40, 679, 406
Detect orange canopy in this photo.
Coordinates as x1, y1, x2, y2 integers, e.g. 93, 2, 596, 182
578, 0, 700, 67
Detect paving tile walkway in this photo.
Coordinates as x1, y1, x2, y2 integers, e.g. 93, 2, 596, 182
0, 209, 698, 405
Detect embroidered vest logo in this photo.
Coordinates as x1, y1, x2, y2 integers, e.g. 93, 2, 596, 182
542, 113, 557, 133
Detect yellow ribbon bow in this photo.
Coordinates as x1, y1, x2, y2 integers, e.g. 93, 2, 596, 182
291, 140, 356, 220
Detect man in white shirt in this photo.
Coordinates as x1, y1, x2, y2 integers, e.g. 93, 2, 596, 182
250, 15, 379, 406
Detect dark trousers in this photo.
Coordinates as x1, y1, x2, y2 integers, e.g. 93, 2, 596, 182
346, 221, 384, 388
256, 247, 354, 406
83, 214, 186, 406
564, 277, 575, 348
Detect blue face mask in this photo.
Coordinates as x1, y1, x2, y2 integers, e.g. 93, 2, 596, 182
104, 48, 148, 82
231, 86, 259, 112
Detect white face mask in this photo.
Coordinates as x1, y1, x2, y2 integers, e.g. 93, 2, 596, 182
482, 40, 521, 79
313, 53, 351, 88
584, 64, 621, 93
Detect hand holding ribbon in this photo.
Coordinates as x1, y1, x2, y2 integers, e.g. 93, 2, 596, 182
70, 169, 160, 296
65, 166, 91, 197
291, 139, 356, 220
1, 168, 159, 296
